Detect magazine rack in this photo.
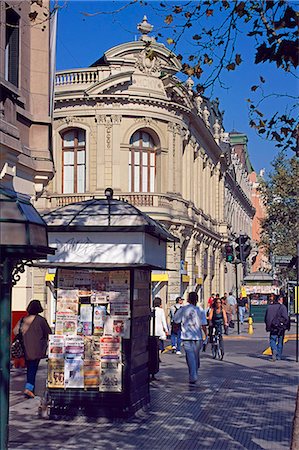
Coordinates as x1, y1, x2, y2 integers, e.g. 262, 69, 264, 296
40, 195, 176, 418
45, 267, 151, 418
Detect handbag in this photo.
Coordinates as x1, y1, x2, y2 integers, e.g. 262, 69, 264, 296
11, 318, 25, 359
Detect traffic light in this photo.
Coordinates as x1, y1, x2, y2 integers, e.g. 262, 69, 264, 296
224, 243, 234, 263
235, 235, 251, 263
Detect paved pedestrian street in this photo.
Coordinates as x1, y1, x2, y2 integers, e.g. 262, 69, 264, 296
9, 324, 299, 450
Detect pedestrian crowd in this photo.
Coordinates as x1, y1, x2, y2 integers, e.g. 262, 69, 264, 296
152, 290, 291, 385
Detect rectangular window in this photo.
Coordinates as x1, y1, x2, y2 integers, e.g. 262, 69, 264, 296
5, 7, 19, 87
62, 129, 86, 194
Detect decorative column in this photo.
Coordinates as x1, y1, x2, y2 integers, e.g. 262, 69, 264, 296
111, 114, 122, 192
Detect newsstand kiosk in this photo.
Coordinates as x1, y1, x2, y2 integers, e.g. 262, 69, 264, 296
40, 194, 175, 418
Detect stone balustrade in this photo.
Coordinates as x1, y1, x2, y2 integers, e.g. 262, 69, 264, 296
42, 192, 217, 233
55, 68, 99, 86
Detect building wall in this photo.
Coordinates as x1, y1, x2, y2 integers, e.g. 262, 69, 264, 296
0, 2, 54, 311
249, 171, 271, 272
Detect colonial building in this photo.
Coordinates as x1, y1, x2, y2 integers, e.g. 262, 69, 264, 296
0, 1, 55, 311
38, 17, 254, 308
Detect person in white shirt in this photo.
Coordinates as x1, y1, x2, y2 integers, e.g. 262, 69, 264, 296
227, 291, 237, 320
174, 291, 207, 384
152, 297, 168, 353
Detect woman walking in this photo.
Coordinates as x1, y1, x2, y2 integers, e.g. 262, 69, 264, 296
13, 299, 51, 398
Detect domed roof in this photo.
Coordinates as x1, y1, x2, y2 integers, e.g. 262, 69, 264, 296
43, 197, 176, 242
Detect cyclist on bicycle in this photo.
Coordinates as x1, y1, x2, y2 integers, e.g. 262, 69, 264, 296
208, 297, 228, 357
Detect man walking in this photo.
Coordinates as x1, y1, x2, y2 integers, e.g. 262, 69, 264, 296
237, 295, 248, 325
169, 297, 184, 354
264, 295, 290, 361
174, 291, 207, 384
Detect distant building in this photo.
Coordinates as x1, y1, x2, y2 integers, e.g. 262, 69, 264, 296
0, 1, 55, 311
249, 170, 271, 272
37, 17, 254, 307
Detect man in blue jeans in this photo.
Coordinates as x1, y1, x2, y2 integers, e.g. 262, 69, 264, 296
174, 292, 207, 384
237, 296, 248, 324
264, 295, 290, 361
169, 297, 183, 354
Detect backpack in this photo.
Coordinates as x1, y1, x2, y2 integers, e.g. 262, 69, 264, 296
271, 306, 290, 331
171, 306, 181, 334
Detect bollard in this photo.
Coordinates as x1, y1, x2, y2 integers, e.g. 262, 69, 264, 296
248, 316, 254, 334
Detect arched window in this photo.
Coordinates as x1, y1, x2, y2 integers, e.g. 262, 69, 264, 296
129, 130, 156, 193
61, 129, 86, 194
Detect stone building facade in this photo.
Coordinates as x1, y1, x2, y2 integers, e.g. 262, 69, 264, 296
38, 18, 254, 308
0, 1, 55, 310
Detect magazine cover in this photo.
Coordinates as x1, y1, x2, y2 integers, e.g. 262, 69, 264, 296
65, 336, 84, 355
109, 290, 130, 317
93, 305, 106, 335
64, 357, 84, 388
99, 360, 122, 392
112, 317, 130, 339
48, 359, 65, 388
84, 336, 101, 360
84, 360, 100, 387
56, 289, 79, 314
55, 312, 77, 335
100, 336, 121, 360
78, 304, 93, 336
48, 335, 65, 359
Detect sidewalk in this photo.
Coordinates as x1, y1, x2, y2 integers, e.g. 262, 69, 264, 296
8, 323, 299, 450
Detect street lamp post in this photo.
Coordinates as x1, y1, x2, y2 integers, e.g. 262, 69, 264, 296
0, 188, 54, 450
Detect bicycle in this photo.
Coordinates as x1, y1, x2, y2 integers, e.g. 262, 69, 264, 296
211, 327, 224, 360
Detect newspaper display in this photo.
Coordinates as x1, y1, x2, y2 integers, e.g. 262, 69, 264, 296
57, 289, 78, 314
112, 317, 130, 339
50, 269, 130, 391
64, 357, 84, 388
100, 336, 121, 360
78, 304, 93, 336
65, 336, 84, 355
48, 359, 65, 388
93, 305, 106, 335
84, 360, 100, 387
84, 336, 101, 360
99, 360, 122, 392
48, 335, 65, 359
56, 312, 77, 336
108, 271, 130, 317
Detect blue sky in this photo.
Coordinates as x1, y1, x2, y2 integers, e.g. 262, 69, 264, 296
54, 0, 298, 174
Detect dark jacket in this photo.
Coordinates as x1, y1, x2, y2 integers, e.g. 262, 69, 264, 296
21, 315, 52, 360
264, 303, 289, 333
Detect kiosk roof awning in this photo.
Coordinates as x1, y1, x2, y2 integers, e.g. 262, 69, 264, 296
33, 261, 176, 271
42, 198, 178, 243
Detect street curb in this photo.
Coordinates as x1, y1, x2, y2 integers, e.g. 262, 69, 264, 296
291, 385, 299, 450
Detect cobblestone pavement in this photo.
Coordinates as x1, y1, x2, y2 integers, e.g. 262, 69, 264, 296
8, 323, 299, 450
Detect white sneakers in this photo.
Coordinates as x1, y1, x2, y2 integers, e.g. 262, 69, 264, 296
176, 351, 182, 355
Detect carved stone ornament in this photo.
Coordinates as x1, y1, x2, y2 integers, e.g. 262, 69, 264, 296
135, 117, 155, 126
195, 95, 203, 116
135, 49, 162, 75
203, 106, 210, 128
59, 116, 83, 124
